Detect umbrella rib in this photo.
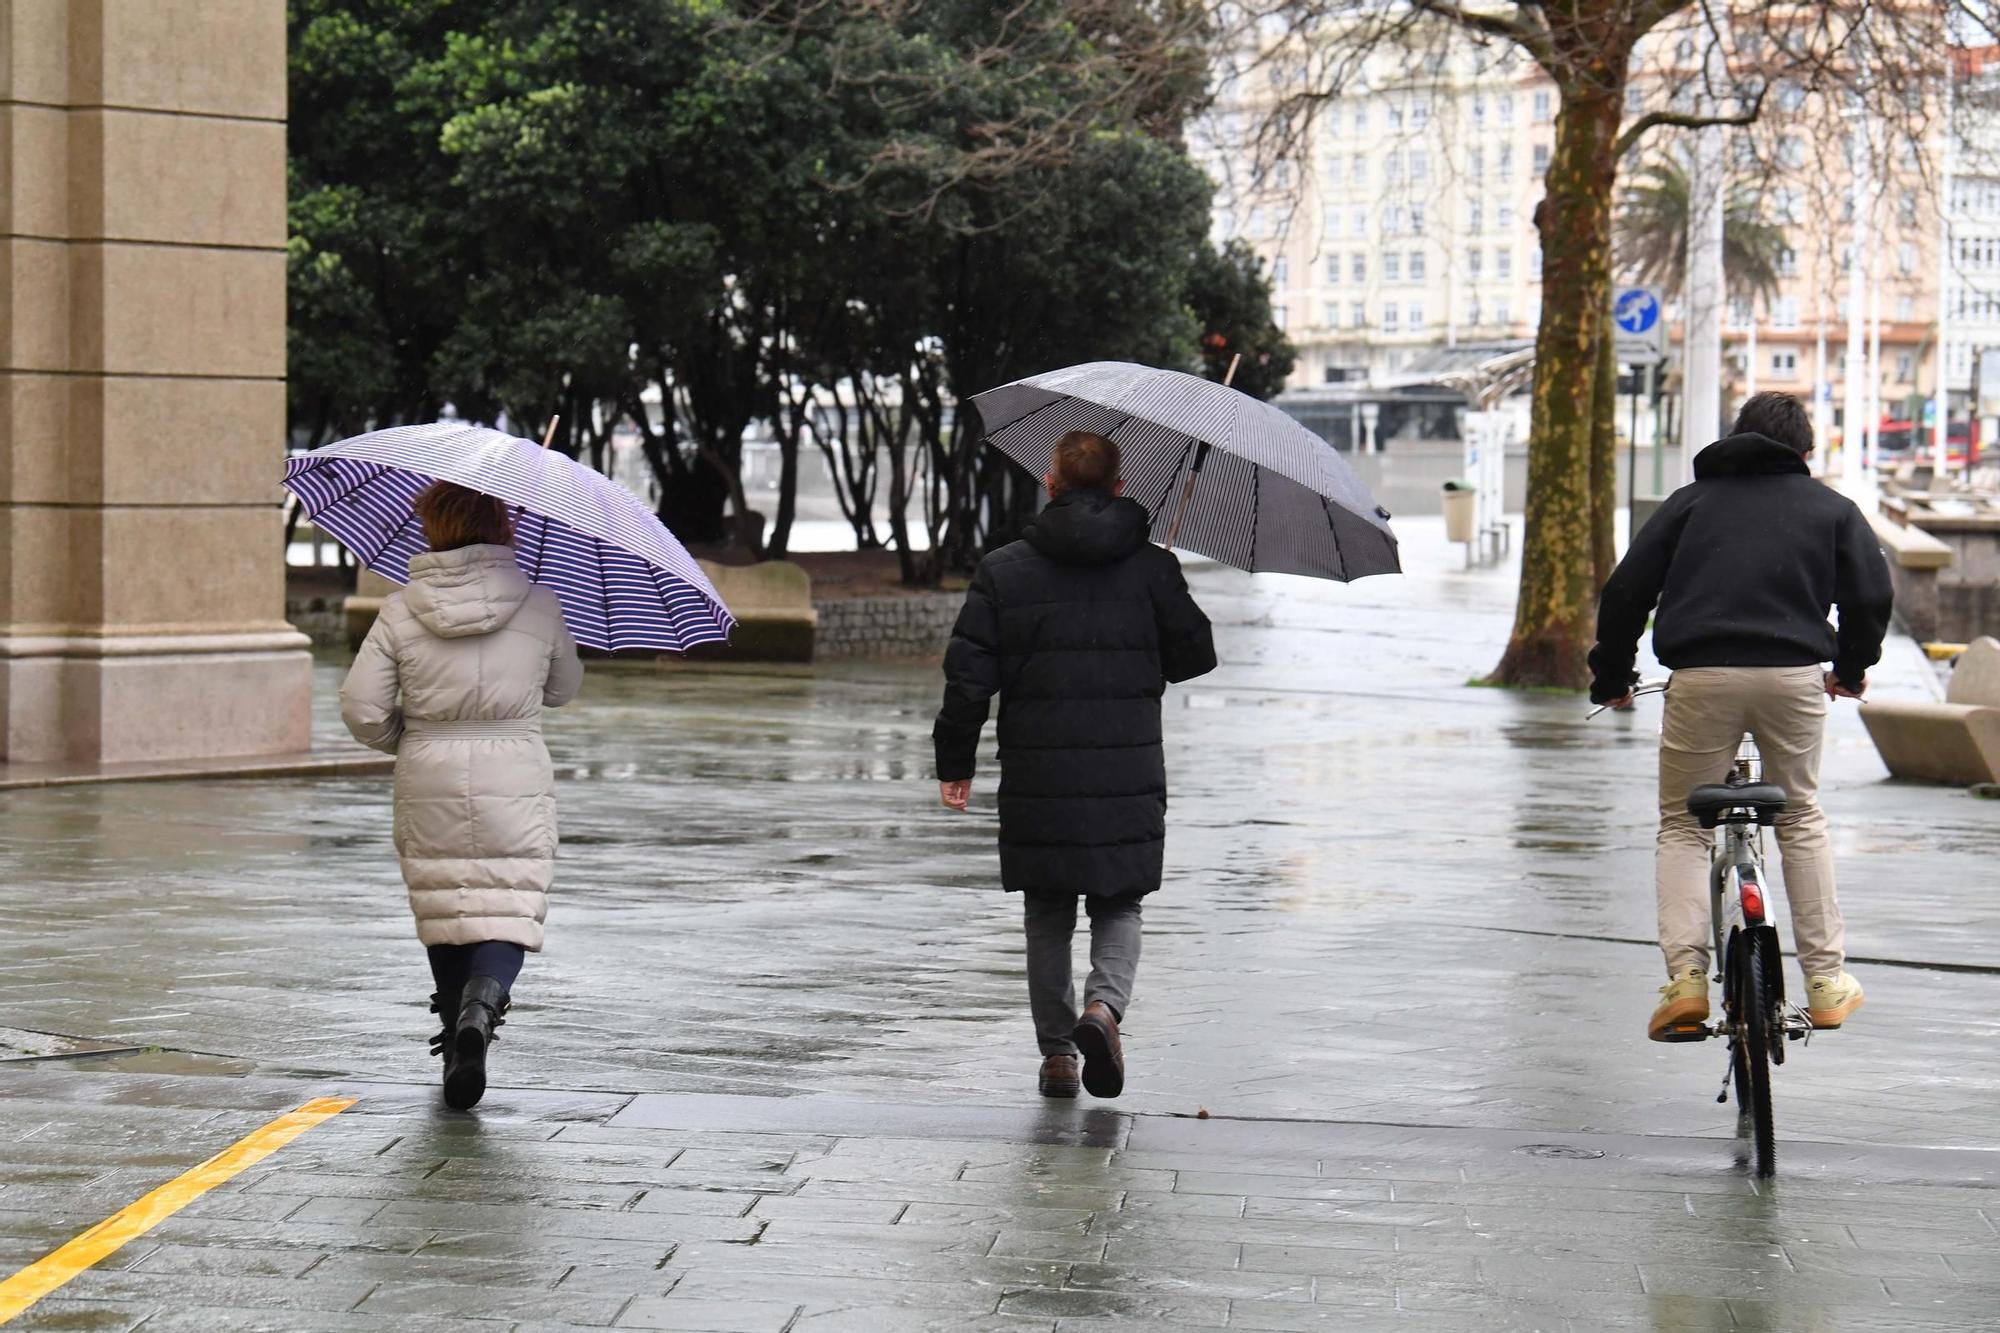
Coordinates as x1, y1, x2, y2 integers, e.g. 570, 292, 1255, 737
316, 459, 394, 511
593, 535, 612, 652
369, 505, 421, 570
530, 509, 551, 583
1250, 466, 1260, 572
1323, 497, 1346, 580
1152, 437, 1195, 519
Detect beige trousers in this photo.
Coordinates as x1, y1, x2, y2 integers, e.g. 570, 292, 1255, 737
1657, 666, 1845, 981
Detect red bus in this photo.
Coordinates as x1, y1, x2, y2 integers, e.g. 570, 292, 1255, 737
1874, 418, 1981, 468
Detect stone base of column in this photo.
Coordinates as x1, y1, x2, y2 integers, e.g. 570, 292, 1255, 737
0, 629, 313, 764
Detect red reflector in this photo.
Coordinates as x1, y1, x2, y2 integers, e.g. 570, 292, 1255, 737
1742, 881, 1766, 923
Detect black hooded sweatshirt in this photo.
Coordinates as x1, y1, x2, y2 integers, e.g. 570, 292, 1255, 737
1587, 432, 1894, 704
933, 487, 1216, 899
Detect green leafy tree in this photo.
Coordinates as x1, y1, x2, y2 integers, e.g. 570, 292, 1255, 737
1187, 239, 1298, 401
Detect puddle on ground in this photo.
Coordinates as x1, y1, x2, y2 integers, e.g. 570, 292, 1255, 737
0, 1027, 255, 1077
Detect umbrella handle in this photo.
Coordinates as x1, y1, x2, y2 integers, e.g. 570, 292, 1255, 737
1165, 356, 1237, 552
540, 416, 560, 449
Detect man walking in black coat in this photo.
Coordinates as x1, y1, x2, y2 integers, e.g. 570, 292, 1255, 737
935, 430, 1217, 1099
1589, 392, 1893, 1042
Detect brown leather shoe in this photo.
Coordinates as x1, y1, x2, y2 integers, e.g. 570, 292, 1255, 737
1037, 1054, 1080, 1099
1073, 1001, 1125, 1098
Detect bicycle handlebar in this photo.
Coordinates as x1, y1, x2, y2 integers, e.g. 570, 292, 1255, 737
1586, 678, 1670, 719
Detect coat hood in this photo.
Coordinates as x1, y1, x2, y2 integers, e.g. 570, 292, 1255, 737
1021, 488, 1152, 567
403, 544, 533, 638
1693, 432, 1812, 480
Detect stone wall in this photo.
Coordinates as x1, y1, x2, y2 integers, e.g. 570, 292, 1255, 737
813, 593, 962, 659
0, 1, 310, 763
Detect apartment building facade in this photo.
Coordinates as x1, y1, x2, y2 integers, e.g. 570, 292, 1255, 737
1200, 31, 1990, 452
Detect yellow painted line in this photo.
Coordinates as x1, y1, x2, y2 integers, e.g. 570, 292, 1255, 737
0, 1095, 354, 1324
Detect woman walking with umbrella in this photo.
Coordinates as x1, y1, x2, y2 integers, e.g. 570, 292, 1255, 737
287, 419, 733, 1110
341, 481, 581, 1110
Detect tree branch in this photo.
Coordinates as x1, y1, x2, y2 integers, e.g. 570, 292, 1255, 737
1408, 0, 1552, 65
1614, 84, 1768, 160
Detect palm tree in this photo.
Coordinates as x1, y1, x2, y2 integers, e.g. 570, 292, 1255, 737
1616, 156, 1787, 306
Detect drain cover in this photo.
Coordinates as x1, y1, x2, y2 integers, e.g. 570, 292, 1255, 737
1515, 1143, 1606, 1160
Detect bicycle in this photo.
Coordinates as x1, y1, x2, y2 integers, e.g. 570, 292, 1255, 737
1591, 679, 1816, 1179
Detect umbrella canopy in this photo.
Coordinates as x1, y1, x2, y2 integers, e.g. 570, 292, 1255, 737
283, 422, 734, 653
971, 361, 1399, 581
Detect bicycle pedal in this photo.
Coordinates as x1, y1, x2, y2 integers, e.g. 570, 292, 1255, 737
1655, 1023, 1709, 1043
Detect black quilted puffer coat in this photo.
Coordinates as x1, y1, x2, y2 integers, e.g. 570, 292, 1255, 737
933, 487, 1217, 899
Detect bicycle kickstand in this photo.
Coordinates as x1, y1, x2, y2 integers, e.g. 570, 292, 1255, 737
1715, 1050, 1736, 1105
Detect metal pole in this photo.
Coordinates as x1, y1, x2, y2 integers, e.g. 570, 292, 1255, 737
1628, 364, 1639, 516
1648, 360, 1663, 495
1934, 45, 1956, 479
1843, 113, 1870, 500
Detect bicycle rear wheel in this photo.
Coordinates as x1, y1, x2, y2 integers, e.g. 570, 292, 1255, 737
1737, 940, 1778, 1178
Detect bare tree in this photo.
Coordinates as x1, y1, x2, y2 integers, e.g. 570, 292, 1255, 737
1234, 1, 1984, 687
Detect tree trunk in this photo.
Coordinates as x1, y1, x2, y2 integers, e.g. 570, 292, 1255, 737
1589, 292, 1620, 591
1488, 81, 1624, 689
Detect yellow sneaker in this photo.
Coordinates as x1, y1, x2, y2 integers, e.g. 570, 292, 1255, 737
1807, 972, 1865, 1029
1649, 966, 1710, 1042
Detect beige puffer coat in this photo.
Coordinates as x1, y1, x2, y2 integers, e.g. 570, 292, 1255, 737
340, 544, 582, 950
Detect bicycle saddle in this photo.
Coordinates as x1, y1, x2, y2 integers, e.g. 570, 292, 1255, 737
1687, 782, 1788, 828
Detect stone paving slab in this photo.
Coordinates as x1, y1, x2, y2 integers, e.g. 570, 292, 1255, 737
2, 1072, 1998, 1331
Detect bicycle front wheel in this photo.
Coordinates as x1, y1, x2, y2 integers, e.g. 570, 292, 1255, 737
1737, 940, 1778, 1178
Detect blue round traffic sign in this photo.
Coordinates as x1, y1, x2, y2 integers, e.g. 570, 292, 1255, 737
1615, 289, 1660, 335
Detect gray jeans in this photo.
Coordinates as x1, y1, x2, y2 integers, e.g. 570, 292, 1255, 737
1023, 894, 1142, 1057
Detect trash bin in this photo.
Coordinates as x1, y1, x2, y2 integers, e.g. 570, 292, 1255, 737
1442, 480, 1476, 543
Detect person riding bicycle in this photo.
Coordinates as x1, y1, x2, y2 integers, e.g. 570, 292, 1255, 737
1588, 392, 1894, 1042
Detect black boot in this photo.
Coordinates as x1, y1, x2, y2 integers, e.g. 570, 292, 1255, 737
428, 990, 460, 1087
443, 976, 508, 1111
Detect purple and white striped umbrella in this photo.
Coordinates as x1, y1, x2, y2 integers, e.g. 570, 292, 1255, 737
283, 422, 734, 653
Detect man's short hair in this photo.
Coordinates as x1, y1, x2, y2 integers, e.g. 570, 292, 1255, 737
1052, 431, 1120, 492
1733, 391, 1813, 456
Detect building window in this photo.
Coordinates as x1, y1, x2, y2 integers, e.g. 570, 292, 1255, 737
1496, 299, 1513, 326
1272, 304, 1287, 330
1388, 103, 1403, 130
1499, 93, 1515, 125
1472, 94, 1487, 129
1469, 250, 1483, 279
1469, 148, 1484, 182
1897, 243, 1916, 276
1496, 247, 1512, 279
1772, 296, 1799, 329
1410, 150, 1429, 185
1771, 349, 1798, 376
1352, 206, 1368, 237
1325, 304, 1340, 330
1532, 143, 1550, 174
1898, 190, 1918, 225
1532, 90, 1552, 122
1411, 204, 1426, 235
1896, 294, 1915, 321
1412, 101, 1431, 129
1408, 302, 1426, 330
1351, 302, 1367, 329
1529, 247, 1543, 280
1625, 84, 1645, 115
1385, 205, 1405, 235
1275, 161, 1292, 190
1469, 200, 1483, 232
1409, 251, 1426, 281
1384, 253, 1401, 282
1728, 295, 1753, 328
1325, 254, 1340, 284
1776, 244, 1798, 275
1249, 208, 1265, 239
1272, 256, 1288, 284
1352, 253, 1366, 282
1498, 201, 1515, 229
1386, 151, 1403, 182
1499, 145, 1514, 181
1383, 304, 1400, 331
1353, 105, 1368, 134
1351, 154, 1365, 187
1895, 352, 1914, 381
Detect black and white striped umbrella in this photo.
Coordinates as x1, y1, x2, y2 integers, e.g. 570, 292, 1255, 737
971, 361, 1399, 581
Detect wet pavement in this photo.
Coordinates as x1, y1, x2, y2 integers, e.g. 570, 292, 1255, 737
2, 518, 1997, 1329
